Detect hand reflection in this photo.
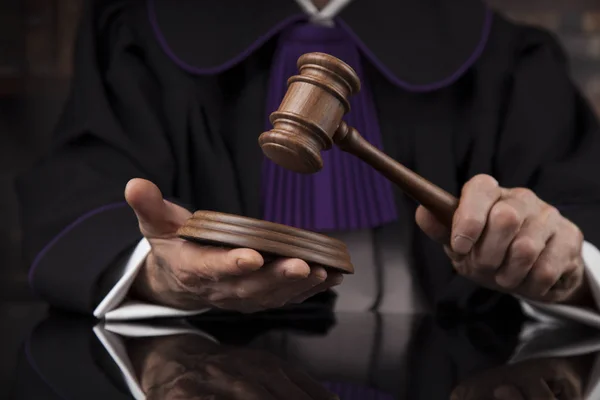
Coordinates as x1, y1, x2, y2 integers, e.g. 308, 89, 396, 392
450, 356, 591, 400
126, 333, 339, 400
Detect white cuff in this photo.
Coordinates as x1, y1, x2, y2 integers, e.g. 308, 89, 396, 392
93, 238, 210, 320
519, 240, 600, 329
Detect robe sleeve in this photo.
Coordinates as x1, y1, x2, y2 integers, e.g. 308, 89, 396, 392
493, 27, 600, 322
15, 0, 176, 314
494, 27, 600, 241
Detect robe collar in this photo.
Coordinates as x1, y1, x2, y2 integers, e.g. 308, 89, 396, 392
147, 0, 492, 92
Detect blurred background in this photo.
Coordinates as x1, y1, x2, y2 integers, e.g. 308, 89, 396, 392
1, 0, 599, 298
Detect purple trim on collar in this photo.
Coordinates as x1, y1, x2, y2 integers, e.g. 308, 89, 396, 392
28, 202, 128, 295
147, 0, 307, 74
335, 7, 493, 92
148, 0, 492, 91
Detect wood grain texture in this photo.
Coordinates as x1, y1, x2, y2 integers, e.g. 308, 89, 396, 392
178, 211, 354, 273
259, 52, 459, 228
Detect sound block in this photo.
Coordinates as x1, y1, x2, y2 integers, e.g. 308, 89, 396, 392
177, 211, 354, 274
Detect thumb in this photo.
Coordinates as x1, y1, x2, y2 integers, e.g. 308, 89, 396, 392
415, 205, 450, 245
124, 178, 191, 238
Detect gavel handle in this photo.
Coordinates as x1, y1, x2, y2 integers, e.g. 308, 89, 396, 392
333, 122, 573, 291
334, 122, 458, 228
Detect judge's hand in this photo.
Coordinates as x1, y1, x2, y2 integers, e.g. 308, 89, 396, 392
415, 174, 589, 305
124, 178, 342, 312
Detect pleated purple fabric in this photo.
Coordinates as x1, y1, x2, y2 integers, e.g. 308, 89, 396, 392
262, 22, 397, 232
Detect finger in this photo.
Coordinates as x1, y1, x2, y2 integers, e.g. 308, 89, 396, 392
472, 198, 526, 274
494, 207, 557, 290
521, 231, 579, 300
452, 175, 502, 255
494, 385, 525, 400
415, 205, 450, 244
444, 245, 471, 277
269, 266, 335, 306
289, 269, 343, 304
178, 240, 264, 283
125, 178, 191, 237
214, 259, 312, 310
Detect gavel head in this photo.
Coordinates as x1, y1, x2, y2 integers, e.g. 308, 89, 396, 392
259, 52, 361, 174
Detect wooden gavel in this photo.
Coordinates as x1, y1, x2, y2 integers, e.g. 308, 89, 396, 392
259, 52, 458, 228
178, 52, 456, 276
179, 51, 570, 290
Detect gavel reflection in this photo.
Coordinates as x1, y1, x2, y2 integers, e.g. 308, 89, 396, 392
259, 52, 458, 228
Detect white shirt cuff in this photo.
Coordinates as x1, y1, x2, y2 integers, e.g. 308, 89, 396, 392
93, 238, 210, 320
519, 240, 600, 329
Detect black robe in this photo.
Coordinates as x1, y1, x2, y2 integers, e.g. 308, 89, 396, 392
16, 0, 600, 315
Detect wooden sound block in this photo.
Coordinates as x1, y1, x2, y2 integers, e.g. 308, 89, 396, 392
177, 211, 354, 274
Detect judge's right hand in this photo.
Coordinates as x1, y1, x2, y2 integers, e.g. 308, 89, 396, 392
124, 178, 343, 312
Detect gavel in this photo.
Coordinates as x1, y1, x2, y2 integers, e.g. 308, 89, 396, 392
258, 52, 458, 228
178, 52, 456, 275
178, 52, 566, 290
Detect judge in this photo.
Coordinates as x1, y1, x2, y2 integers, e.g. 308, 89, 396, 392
15, 0, 600, 323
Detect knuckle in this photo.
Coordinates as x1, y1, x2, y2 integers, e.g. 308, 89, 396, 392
556, 221, 584, 255
468, 174, 499, 191
234, 285, 252, 300
174, 269, 201, 288
489, 202, 521, 231
568, 222, 584, 244
542, 205, 561, 222
314, 274, 327, 284
511, 237, 543, 263
511, 187, 535, 202
495, 274, 520, 289
311, 268, 328, 284
457, 215, 485, 236
533, 262, 558, 286
207, 290, 228, 304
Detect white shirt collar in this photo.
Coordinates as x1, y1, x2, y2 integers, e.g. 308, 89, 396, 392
294, 0, 353, 25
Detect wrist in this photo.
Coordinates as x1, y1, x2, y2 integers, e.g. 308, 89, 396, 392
129, 252, 202, 311
130, 253, 162, 305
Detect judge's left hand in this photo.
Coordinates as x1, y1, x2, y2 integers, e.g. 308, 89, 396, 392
415, 174, 589, 305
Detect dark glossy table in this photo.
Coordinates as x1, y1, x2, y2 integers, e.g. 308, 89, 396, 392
1, 296, 599, 399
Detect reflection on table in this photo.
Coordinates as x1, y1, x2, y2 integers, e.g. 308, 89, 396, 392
11, 309, 600, 399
